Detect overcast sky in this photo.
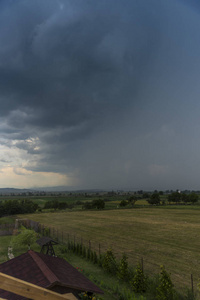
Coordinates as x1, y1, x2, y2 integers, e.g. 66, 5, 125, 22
0, 0, 200, 190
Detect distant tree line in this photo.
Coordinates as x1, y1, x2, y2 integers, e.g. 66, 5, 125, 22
0, 199, 38, 217
147, 191, 199, 206
44, 200, 74, 210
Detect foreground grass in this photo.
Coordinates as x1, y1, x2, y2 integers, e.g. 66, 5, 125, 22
19, 206, 200, 295
0, 236, 12, 263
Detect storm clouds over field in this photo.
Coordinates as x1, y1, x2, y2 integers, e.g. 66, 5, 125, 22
0, 0, 200, 190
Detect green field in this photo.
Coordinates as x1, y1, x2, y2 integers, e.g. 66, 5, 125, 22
19, 206, 200, 294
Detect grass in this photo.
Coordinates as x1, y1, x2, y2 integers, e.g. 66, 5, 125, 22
19, 206, 200, 295
55, 246, 144, 300
0, 236, 12, 263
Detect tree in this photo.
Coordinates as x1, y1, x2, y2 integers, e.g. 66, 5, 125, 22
156, 265, 175, 300
147, 193, 160, 205
92, 199, 105, 209
168, 192, 181, 204
128, 196, 137, 207
188, 192, 198, 204
119, 200, 128, 207
12, 228, 37, 250
143, 193, 149, 199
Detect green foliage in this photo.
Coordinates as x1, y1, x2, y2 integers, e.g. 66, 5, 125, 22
147, 193, 160, 205
92, 199, 105, 209
93, 251, 98, 264
117, 253, 130, 281
44, 199, 69, 210
131, 264, 148, 293
188, 193, 198, 204
87, 248, 91, 260
102, 248, 118, 275
0, 199, 38, 217
79, 292, 102, 300
119, 200, 129, 207
12, 227, 37, 250
128, 196, 138, 207
82, 245, 86, 258
82, 199, 105, 210
156, 265, 175, 300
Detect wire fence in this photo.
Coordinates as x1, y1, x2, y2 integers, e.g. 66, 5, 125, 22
0, 224, 15, 236
17, 218, 196, 295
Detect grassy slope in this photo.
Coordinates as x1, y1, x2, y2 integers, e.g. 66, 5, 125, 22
19, 206, 200, 293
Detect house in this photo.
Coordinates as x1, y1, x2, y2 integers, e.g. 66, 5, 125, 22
0, 250, 103, 299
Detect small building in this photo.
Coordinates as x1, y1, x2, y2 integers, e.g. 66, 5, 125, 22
0, 250, 103, 299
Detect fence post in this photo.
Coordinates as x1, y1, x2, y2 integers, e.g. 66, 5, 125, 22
191, 274, 194, 296
141, 257, 144, 273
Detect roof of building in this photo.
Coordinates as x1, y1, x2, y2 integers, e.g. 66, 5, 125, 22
0, 250, 103, 299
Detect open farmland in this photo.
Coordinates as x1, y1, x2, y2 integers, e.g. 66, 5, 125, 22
20, 207, 200, 293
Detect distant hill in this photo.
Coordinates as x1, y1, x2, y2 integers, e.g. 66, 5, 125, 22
0, 188, 35, 194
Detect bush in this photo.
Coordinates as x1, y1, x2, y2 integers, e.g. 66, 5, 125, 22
131, 264, 148, 293
12, 228, 38, 250
156, 265, 176, 300
119, 200, 129, 207
102, 248, 118, 275
117, 253, 130, 281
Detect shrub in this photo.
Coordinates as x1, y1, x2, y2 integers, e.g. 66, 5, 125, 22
102, 248, 118, 275
131, 263, 148, 293
119, 200, 129, 207
156, 265, 175, 300
117, 253, 130, 281
11, 228, 37, 250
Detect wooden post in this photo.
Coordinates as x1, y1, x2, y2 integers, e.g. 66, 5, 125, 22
141, 257, 144, 273
191, 274, 194, 295
89, 240, 91, 250
99, 243, 101, 257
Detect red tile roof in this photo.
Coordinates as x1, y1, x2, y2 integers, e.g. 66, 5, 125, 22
0, 250, 103, 299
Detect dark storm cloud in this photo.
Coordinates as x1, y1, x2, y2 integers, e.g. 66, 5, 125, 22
0, 0, 163, 127
1, 0, 200, 189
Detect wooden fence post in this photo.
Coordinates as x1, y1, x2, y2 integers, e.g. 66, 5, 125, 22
191, 274, 194, 296
141, 257, 144, 273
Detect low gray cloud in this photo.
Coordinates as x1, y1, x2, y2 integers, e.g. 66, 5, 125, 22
0, 0, 200, 190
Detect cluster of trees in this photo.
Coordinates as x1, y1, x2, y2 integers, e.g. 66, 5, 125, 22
168, 191, 198, 204
147, 191, 199, 205
44, 200, 73, 210
119, 195, 141, 207
82, 199, 105, 210
0, 199, 38, 217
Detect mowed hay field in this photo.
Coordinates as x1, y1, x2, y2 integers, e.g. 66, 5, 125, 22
21, 207, 200, 293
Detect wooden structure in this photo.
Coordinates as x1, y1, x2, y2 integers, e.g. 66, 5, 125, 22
36, 237, 58, 256
0, 272, 77, 300
0, 250, 103, 299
